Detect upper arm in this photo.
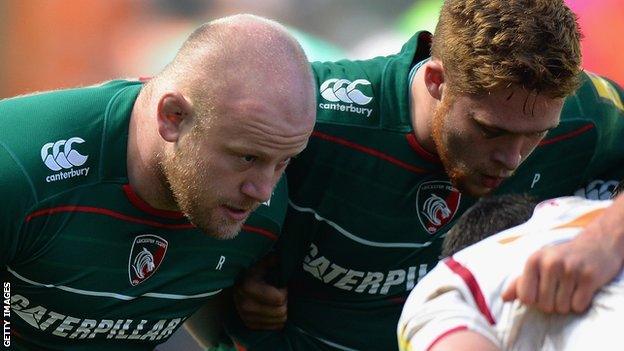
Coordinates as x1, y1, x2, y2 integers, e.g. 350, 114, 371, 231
0, 142, 37, 266
184, 289, 233, 349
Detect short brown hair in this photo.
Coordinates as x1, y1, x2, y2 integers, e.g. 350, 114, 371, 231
431, 0, 582, 98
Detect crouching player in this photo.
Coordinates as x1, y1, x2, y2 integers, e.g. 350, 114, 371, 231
398, 185, 624, 351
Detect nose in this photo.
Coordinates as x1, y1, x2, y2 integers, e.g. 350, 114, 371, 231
241, 169, 278, 203
492, 136, 525, 172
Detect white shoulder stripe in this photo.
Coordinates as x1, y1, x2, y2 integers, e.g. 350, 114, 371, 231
7, 266, 221, 300
288, 201, 433, 248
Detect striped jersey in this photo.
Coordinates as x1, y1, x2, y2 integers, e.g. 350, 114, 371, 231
0, 80, 286, 350
397, 196, 619, 351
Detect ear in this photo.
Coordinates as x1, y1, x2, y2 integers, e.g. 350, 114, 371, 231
156, 91, 193, 142
423, 60, 445, 101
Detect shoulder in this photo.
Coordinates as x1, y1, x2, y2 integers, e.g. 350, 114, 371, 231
561, 71, 624, 124
0, 80, 142, 202
311, 32, 432, 132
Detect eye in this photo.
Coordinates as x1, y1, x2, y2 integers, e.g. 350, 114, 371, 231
242, 155, 257, 163
479, 125, 503, 139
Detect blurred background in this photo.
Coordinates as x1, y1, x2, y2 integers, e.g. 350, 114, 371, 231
1, 1, 621, 350
0, 0, 622, 98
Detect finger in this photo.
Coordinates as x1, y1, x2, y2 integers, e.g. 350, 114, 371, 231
536, 256, 562, 313
242, 312, 288, 325
515, 254, 540, 306
553, 267, 576, 314
236, 277, 288, 306
501, 278, 518, 302
235, 298, 288, 319
571, 269, 597, 313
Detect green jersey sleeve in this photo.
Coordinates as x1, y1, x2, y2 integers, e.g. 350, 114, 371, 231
573, 72, 624, 196
0, 142, 37, 266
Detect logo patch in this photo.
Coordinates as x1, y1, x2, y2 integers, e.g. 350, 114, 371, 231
318, 78, 374, 117
416, 181, 461, 234
574, 179, 618, 200
128, 234, 168, 286
41, 137, 90, 182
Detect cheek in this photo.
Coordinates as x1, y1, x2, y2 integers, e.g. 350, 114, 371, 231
524, 137, 543, 155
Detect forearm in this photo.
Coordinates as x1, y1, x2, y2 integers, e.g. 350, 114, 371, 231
586, 193, 624, 262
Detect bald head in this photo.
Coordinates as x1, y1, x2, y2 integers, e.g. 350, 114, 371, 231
152, 14, 315, 127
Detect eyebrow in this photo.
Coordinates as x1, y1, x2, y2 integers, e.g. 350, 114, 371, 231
469, 112, 559, 135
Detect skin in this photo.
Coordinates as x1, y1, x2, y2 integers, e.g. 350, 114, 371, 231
503, 192, 624, 313
126, 15, 316, 241
412, 59, 563, 197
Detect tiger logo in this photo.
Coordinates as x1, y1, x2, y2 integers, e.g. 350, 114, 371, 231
421, 194, 452, 226
128, 234, 168, 286
132, 248, 156, 279
416, 180, 461, 234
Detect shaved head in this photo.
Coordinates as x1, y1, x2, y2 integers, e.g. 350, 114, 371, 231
154, 14, 315, 127
131, 14, 317, 239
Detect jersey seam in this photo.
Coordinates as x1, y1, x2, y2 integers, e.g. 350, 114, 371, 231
100, 84, 136, 180
0, 140, 39, 204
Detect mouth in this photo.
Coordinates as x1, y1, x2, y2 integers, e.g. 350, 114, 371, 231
480, 174, 506, 189
221, 205, 253, 221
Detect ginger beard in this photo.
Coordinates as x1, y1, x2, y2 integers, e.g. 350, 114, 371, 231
431, 93, 490, 197
160, 126, 258, 240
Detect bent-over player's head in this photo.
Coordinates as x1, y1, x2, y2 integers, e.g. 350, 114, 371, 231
423, 0, 582, 197
147, 14, 316, 239
442, 193, 538, 257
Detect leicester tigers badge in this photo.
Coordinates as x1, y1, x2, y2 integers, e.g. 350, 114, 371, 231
128, 234, 168, 286
416, 180, 461, 234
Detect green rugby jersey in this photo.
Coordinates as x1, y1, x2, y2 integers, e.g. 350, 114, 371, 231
0, 80, 287, 350
227, 32, 624, 351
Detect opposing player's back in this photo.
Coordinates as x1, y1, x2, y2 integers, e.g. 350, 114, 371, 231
398, 197, 616, 351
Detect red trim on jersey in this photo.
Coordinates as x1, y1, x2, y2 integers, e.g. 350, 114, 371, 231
242, 224, 278, 241
25, 206, 195, 230
312, 131, 429, 174
405, 133, 441, 164
444, 257, 496, 325
426, 325, 468, 351
538, 124, 594, 146
389, 296, 408, 304
233, 340, 248, 351
123, 184, 185, 219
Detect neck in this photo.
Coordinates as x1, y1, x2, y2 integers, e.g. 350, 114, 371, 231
127, 90, 178, 211
410, 68, 438, 154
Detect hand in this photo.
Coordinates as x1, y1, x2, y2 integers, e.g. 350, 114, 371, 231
502, 229, 622, 314
233, 255, 288, 330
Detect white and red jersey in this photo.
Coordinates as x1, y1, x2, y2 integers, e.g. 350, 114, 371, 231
398, 196, 622, 351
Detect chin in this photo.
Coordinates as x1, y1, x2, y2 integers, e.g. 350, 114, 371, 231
211, 221, 245, 240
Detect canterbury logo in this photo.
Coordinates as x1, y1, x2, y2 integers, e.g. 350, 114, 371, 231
40, 137, 88, 171
421, 194, 451, 226
132, 248, 156, 279
319, 79, 373, 105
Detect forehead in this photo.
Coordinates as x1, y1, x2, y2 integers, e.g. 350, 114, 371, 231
454, 89, 564, 132
209, 96, 314, 154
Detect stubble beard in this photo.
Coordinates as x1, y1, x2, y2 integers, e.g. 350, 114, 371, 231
160, 132, 244, 240
430, 95, 480, 197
